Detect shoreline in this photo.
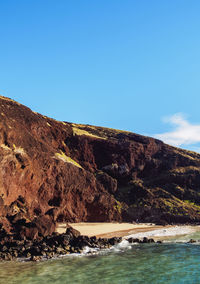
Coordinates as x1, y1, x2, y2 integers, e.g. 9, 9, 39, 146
56, 222, 200, 240
57, 222, 163, 238
0, 223, 200, 262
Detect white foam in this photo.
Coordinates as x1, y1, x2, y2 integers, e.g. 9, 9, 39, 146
124, 226, 197, 240
82, 246, 99, 254
110, 240, 132, 252
115, 239, 131, 249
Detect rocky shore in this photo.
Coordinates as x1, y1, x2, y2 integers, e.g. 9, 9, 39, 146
1, 96, 200, 263
0, 225, 161, 262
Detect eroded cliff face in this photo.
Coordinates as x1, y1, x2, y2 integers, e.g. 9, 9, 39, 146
0, 95, 200, 236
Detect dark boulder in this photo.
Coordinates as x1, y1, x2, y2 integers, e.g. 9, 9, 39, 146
66, 225, 80, 239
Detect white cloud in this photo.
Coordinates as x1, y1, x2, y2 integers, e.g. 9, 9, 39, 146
154, 113, 200, 147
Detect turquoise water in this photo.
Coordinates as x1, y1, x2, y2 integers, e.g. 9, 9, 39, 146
1, 241, 200, 284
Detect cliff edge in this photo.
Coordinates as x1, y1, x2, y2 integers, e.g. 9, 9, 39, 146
0, 96, 200, 237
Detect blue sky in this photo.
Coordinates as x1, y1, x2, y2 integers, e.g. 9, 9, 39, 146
1, 0, 200, 151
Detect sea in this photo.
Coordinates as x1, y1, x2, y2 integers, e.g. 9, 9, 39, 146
1, 231, 200, 284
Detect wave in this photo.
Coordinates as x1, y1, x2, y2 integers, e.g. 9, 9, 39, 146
124, 226, 197, 239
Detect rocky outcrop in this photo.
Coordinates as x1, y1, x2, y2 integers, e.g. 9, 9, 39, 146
0, 224, 163, 261
0, 95, 200, 236
0, 224, 122, 261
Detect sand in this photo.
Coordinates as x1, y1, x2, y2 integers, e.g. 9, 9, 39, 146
56, 222, 200, 240
56, 222, 154, 237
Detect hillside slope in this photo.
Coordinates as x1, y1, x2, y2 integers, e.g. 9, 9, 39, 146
1, 96, 200, 235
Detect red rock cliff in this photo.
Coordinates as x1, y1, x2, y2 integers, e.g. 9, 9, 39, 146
1, 96, 200, 234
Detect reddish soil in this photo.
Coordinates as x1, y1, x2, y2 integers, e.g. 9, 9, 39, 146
0, 96, 200, 237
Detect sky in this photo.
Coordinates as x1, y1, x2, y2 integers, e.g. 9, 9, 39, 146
0, 0, 200, 151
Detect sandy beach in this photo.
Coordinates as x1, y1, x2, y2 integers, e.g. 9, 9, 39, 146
56, 222, 200, 240
57, 222, 156, 237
